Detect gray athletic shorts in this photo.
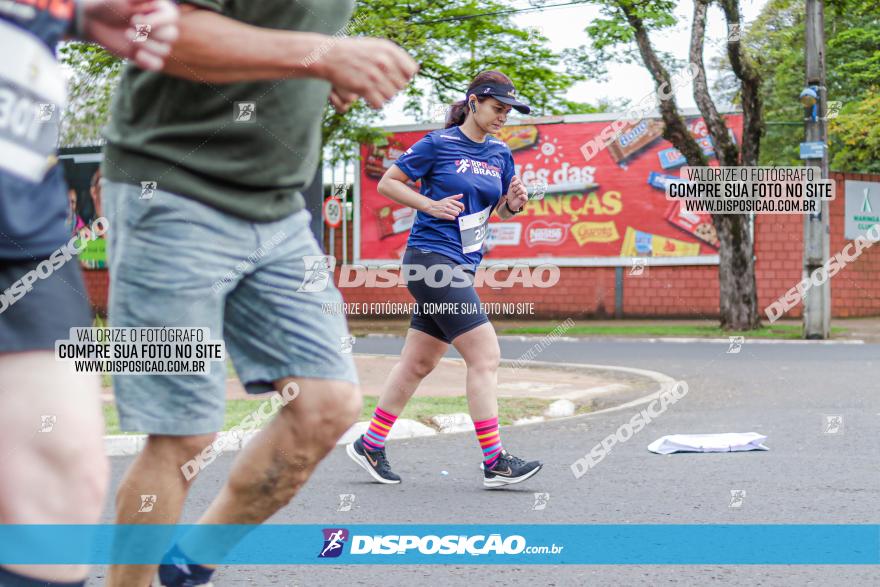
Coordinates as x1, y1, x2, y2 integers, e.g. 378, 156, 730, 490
104, 181, 357, 435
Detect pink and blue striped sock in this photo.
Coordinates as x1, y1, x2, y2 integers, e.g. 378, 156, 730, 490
361, 406, 397, 451
474, 416, 503, 468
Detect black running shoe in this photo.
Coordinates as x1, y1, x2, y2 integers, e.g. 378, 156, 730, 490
346, 435, 401, 484
156, 545, 215, 586
482, 450, 542, 488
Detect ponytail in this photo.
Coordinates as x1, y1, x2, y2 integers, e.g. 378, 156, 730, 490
445, 100, 467, 129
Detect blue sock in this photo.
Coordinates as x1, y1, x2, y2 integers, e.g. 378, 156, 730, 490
158, 544, 215, 587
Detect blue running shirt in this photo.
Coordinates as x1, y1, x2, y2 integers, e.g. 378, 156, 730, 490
394, 126, 515, 266
0, 1, 73, 260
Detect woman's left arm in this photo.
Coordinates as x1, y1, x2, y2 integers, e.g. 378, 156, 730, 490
496, 175, 528, 219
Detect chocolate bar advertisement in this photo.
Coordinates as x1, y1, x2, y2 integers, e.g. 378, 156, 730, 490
357, 114, 742, 262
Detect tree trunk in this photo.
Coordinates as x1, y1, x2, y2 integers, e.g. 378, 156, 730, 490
620, 0, 761, 330
620, 5, 708, 167
714, 215, 758, 329
719, 0, 765, 169
690, 0, 761, 330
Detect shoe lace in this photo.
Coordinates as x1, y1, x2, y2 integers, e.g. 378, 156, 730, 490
501, 452, 526, 468
373, 448, 393, 472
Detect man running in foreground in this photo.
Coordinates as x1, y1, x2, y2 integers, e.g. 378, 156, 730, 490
0, 2, 178, 586
100, 1, 418, 585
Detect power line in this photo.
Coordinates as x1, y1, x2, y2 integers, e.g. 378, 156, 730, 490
411, 0, 590, 26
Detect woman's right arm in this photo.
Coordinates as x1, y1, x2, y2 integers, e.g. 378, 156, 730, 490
378, 165, 464, 221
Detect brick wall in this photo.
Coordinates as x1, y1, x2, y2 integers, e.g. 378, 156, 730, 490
621, 265, 720, 318
82, 266, 109, 315
750, 172, 880, 319
83, 172, 880, 319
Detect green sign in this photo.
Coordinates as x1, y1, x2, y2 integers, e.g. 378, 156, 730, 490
844, 180, 880, 239
79, 237, 107, 269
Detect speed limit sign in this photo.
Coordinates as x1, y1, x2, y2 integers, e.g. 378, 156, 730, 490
323, 197, 343, 229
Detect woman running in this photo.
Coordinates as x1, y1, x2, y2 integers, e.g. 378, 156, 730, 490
347, 70, 542, 488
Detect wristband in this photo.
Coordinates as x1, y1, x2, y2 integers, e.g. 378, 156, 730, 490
505, 201, 522, 215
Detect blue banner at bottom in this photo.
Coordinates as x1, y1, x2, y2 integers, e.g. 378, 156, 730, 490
0, 525, 877, 564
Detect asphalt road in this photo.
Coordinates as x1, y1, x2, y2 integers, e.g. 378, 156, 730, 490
94, 337, 880, 586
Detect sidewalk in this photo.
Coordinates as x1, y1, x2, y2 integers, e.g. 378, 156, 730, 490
239, 354, 655, 401
829, 317, 880, 343
100, 354, 669, 455
101, 355, 659, 406
346, 317, 880, 342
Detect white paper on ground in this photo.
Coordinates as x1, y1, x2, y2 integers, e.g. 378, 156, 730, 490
647, 432, 769, 455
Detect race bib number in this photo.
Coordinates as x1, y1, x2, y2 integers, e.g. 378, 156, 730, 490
0, 19, 66, 183
458, 204, 493, 254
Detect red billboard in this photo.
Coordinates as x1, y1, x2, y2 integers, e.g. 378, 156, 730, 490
357, 114, 742, 263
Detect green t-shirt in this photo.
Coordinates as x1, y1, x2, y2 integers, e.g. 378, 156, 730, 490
102, 0, 354, 221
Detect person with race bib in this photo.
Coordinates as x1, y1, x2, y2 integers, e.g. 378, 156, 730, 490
347, 70, 543, 489
0, 2, 178, 586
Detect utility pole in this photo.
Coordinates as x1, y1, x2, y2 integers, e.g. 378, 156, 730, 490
802, 0, 830, 339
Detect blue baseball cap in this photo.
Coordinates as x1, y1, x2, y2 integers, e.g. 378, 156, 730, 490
467, 83, 531, 114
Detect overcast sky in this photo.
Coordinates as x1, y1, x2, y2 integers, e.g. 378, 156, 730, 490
378, 0, 770, 125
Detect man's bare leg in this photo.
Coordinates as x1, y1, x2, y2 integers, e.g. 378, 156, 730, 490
197, 378, 360, 525
106, 378, 360, 586
106, 433, 216, 587
0, 352, 108, 583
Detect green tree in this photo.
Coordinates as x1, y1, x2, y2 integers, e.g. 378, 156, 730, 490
322, 0, 600, 162
58, 43, 123, 147
60, 0, 602, 159
714, 0, 880, 171
829, 90, 880, 173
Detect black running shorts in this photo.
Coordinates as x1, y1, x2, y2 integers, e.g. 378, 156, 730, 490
403, 247, 489, 344
0, 257, 93, 353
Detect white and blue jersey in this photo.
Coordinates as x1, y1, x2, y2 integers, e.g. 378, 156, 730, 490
395, 126, 516, 266
0, 1, 72, 260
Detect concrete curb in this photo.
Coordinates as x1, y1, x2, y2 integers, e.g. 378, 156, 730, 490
364, 332, 866, 345
418, 359, 681, 436
103, 358, 674, 457
496, 335, 865, 345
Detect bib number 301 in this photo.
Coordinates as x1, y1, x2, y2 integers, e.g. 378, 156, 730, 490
458, 204, 493, 254
0, 20, 67, 183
